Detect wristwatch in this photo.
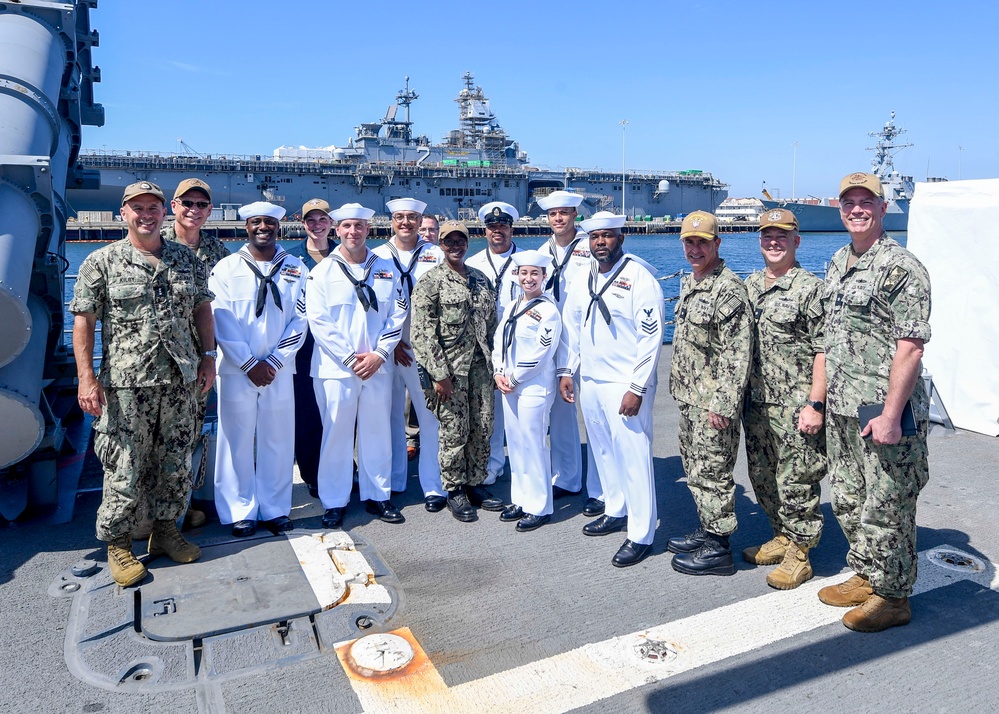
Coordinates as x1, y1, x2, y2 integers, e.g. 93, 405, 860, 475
807, 400, 824, 412
203, 350, 218, 359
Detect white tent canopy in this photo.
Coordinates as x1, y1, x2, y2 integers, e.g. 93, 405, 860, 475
908, 179, 999, 436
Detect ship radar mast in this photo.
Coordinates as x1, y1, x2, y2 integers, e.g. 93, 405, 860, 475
867, 111, 912, 181
382, 76, 419, 143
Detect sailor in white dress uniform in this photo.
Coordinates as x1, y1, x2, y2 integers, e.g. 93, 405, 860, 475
559, 212, 664, 567
465, 201, 521, 484
492, 250, 562, 531
536, 190, 604, 510
210, 201, 309, 536
371, 197, 447, 508
306, 203, 407, 527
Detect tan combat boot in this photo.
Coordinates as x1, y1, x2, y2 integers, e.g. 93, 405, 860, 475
817, 573, 874, 607
842, 594, 911, 632
183, 508, 207, 530
766, 541, 813, 590
148, 520, 201, 563
742, 533, 789, 565
107, 535, 147, 587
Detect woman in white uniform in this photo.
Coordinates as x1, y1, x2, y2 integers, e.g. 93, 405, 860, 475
492, 251, 562, 532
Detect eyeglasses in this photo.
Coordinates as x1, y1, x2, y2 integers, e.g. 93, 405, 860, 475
177, 199, 210, 210
440, 238, 468, 247
392, 212, 422, 223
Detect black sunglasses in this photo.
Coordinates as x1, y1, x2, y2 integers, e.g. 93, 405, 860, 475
178, 199, 210, 209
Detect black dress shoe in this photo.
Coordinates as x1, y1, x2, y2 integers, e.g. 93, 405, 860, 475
671, 533, 735, 576
424, 495, 447, 513
307, 484, 320, 499
582, 498, 605, 517
321, 508, 344, 529
232, 520, 256, 537
516, 513, 550, 532
612, 539, 652, 567
499, 504, 524, 522
552, 486, 581, 500
582, 514, 627, 536
365, 500, 405, 524
666, 526, 708, 554
262, 515, 294, 534
466, 484, 505, 512
447, 490, 477, 522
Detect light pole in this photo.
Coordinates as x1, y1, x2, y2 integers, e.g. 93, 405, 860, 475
792, 141, 799, 201
620, 119, 629, 217
958, 145, 963, 180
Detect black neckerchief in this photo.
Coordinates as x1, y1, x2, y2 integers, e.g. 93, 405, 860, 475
585, 257, 631, 326
485, 243, 517, 302
502, 297, 545, 359
545, 236, 582, 302
239, 248, 286, 317
386, 238, 429, 297
333, 254, 379, 312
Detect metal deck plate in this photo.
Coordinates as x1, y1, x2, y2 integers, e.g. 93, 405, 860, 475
138, 537, 341, 642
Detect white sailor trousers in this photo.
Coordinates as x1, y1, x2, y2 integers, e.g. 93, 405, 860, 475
214, 370, 295, 524
549, 373, 602, 500
485, 392, 506, 484
502, 384, 556, 517
389, 359, 444, 497
314, 370, 393, 508
579, 377, 658, 546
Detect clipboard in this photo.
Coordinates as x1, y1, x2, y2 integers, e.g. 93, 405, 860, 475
858, 401, 918, 439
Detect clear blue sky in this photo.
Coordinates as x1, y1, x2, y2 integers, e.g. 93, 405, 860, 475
81, 0, 999, 199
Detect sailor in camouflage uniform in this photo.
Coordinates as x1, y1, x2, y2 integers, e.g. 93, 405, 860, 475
411, 221, 503, 522
818, 173, 932, 632
71, 181, 216, 587
162, 178, 228, 528
742, 208, 827, 590
667, 211, 753, 576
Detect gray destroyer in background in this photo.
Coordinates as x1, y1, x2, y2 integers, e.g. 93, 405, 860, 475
68, 73, 728, 221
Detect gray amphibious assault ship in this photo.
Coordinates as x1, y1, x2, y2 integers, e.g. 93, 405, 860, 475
67, 72, 728, 221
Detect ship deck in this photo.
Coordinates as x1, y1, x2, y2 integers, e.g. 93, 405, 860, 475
2, 345, 997, 713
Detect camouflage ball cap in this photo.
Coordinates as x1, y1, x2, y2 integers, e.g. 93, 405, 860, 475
122, 181, 166, 205
759, 208, 798, 231
680, 211, 718, 239
173, 178, 212, 201
838, 172, 884, 199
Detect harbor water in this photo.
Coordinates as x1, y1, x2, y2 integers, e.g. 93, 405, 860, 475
63, 231, 905, 346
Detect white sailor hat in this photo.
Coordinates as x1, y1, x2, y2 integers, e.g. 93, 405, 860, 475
537, 190, 584, 211
386, 197, 428, 214
238, 201, 286, 220
510, 250, 553, 271
477, 201, 519, 224
329, 202, 375, 221
579, 211, 626, 233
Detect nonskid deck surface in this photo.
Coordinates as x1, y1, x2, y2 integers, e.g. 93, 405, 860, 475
4, 347, 999, 713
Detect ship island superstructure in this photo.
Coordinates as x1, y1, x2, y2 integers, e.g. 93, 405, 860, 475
67, 73, 727, 221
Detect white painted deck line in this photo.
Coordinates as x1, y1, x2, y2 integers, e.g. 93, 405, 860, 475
285, 530, 396, 608
345, 545, 994, 714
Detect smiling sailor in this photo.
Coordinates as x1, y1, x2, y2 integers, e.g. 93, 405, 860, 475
372, 197, 447, 510
210, 201, 309, 538
466, 201, 521, 487
558, 211, 664, 567
492, 250, 562, 532
306, 203, 407, 529
536, 190, 604, 514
